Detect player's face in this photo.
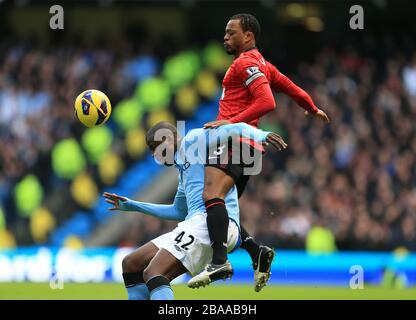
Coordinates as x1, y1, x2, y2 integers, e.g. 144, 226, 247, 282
224, 19, 246, 55
149, 136, 176, 166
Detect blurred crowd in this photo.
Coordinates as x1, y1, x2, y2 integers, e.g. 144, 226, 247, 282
0, 40, 146, 182
240, 38, 416, 251
0, 39, 158, 233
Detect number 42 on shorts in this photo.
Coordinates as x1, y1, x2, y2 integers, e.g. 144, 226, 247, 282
174, 231, 195, 250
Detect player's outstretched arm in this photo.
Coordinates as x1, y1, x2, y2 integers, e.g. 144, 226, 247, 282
270, 67, 330, 123
102, 191, 186, 221
204, 122, 287, 151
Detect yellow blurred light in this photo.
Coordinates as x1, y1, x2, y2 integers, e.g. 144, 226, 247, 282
147, 110, 175, 128
125, 127, 147, 160
63, 235, 84, 250
196, 70, 220, 99
0, 229, 16, 249
305, 16, 324, 32
0, 207, 5, 229
98, 152, 124, 185
30, 207, 56, 244
176, 86, 199, 116
70, 172, 98, 209
287, 3, 306, 18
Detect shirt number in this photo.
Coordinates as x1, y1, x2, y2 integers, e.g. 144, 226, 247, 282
174, 231, 195, 250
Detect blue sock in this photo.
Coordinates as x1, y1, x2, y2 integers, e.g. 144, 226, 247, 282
146, 275, 174, 300
123, 272, 149, 300
150, 285, 174, 300
126, 283, 150, 300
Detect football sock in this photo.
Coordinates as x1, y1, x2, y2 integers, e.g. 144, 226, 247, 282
205, 198, 229, 265
123, 272, 149, 300
240, 226, 260, 266
146, 275, 174, 300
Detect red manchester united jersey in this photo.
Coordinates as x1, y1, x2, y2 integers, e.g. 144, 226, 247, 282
218, 48, 280, 128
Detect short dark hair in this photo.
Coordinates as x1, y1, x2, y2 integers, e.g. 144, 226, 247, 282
230, 13, 261, 42
146, 121, 177, 150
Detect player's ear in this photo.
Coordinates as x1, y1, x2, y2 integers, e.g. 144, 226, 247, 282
244, 31, 254, 43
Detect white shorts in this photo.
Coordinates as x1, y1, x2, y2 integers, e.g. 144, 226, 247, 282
151, 213, 240, 276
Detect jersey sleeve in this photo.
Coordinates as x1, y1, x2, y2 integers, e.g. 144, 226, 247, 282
206, 123, 270, 147
173, 178, 188, 216
235, 56, 269, 92
269, 63, 318, 113
118, 181, 187, 221
269, 64, 300, 93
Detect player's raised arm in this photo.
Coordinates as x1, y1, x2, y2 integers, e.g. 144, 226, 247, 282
270, 66, 330, 123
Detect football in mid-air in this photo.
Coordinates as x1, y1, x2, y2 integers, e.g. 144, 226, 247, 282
74, 89, 112, 127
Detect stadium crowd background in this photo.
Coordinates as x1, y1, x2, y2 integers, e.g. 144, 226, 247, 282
0, 1, 415, 253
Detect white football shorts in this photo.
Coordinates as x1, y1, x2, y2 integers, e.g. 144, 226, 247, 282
151, 213, 240, 275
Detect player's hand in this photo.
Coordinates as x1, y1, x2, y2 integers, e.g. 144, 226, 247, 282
203, 120, 231, 128
103, 192, 128, 211
305, 109, 330, 123
264, 133, 288, 151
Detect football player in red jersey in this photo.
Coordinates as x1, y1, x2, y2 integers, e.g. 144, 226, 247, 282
188, 14, 330, 291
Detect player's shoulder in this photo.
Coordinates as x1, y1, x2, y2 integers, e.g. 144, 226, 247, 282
235, 49, 262, 66
184, 128, 206, 143
234, 49, 275, 75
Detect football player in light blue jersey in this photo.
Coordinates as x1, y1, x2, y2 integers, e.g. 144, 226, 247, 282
103, 121, 286, 300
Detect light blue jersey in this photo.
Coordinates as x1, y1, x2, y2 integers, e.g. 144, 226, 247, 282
173, 128, 240, 227
120, 123, 270, 229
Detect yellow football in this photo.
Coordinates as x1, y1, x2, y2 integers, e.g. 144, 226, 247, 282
74, 89, 112, 127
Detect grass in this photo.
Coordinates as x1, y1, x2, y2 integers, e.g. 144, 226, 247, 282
0, 283, 415, 300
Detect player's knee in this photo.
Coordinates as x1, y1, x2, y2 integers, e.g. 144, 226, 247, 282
203, 186, 228, 202
203, 188, 217, 202
203, 180, 225, 201
122, 254, 136, 273
142, 266, 156, 283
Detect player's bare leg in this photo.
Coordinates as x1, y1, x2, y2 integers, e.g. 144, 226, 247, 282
122, 242, 159, 273
122, 242, 159, 300
187, 167, 235, 289
143, 248, 188, 300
